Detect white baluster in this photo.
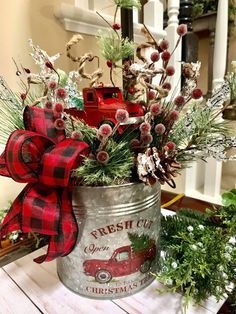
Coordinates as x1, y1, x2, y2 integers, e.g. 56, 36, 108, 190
165, 0, 181, 93
212, 0, 228, 88
166, 0, 179, 28
143, 0, 164, 30
204, 0, 228, 200
133, 7, 139, 24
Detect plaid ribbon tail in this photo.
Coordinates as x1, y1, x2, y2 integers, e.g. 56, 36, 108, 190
34, 189, 78, 263
0, 185, 31, 238
0, 184, 78, 263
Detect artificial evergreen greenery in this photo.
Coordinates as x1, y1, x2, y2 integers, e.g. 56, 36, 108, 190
0, 206, 8, 225
156, 189, 236, 311
0, 77, 24, 144
68, 118, 98, 148
0, 77, 45, 145
192, 0, 218, 19
169, 102, 231, 164
226, 64, 236, 106
69, 118, 135, 186
113, 0, 141, 9
0, 204, 20, 243
98, 30, 135, 64
74, 139, 134, 186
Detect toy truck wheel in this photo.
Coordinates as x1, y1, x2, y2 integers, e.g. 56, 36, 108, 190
95, 269, 112, 283
140, 260, 151, 273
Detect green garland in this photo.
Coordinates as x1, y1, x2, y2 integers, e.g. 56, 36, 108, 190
155, 189, 236, 311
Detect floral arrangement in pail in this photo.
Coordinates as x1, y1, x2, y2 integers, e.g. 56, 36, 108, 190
0, 0, 235, 303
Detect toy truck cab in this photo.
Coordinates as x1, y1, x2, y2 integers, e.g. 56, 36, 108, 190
66, 87, 144, 128
83, 243, 156, 284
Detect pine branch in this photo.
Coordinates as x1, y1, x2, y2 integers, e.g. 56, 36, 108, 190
97, 30, 135, 63
74, 139, 134, 186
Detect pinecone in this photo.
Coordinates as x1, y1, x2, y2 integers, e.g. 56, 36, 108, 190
136, 146, 181, 186
157, 157, 181, 187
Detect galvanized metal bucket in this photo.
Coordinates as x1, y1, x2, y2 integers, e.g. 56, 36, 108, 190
57, 182, 161, 299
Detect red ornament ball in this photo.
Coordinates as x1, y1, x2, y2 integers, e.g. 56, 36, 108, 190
20, 93, 27, 100
162, 82, 171, 91
139, 122, 151, 134
130, 139, 140, 148
155, 123, 166, 135
161, 51, 171, 62
177, 24, 187, 36
150, 51, 160, 62
71, 131, 83, 140
49, 81, 57, 90
98, 124, 113, 138
148, 90, 156, 100
106, 60, 113, 68
159, 39, 169, 51
128, 86, 135, 94
169, 110, 179, 121
166, 66, 175, 76
150, 103, 162, 116
97, 151, 110, 164
141, 133, 153, 145
115, 109, 129, 123
192, 88, 203, 99
56, 88, 67, 100
45, 101, 53, 109
174, 95, 185, 107
166, 141, 176, 151
54, 118, 65, 130
112, 23, 121, 30
54, 102, 64, 113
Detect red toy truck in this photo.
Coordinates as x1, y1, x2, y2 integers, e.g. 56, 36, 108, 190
83, 243, 156, 284
66, 86, 144, 128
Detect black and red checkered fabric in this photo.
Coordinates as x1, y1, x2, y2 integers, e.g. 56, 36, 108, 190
0, 106, 89, 263
23, 106, 65, 143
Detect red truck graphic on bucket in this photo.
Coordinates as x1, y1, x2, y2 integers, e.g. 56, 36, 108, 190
83, 243, 156, 284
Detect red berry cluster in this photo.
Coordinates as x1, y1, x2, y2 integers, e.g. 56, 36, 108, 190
112, 23, 121, 30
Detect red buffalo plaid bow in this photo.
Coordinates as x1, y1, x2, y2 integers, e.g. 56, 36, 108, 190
0, 106, 89, 263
